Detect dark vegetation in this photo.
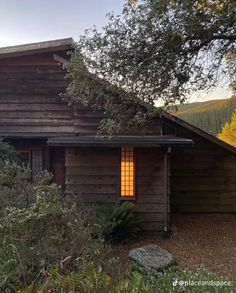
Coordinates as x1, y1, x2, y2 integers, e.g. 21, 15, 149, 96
173, 95, 236, 136
65, 0, 236, 135
92, 202, 141, 243
0, 141, 235, 292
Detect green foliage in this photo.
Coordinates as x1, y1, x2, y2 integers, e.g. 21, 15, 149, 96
92, 201, 141, 243
0, 143, 234, 292
65, 0, 236, 135
175, 96, 236, 136
0, 140, 20, 164
0, 166, 106, 292
0, 162, 32, 213
22, 264, 235, 293
64, 52, 158, 135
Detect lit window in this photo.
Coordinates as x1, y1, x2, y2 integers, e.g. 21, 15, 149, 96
121, 146, 135, 197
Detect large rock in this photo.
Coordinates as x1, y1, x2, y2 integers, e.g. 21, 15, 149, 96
128, 244, 176, 271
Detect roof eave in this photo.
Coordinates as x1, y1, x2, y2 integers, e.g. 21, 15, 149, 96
162, 111, 236, 155
47, 135, 193, 147
0, 38, 74, 59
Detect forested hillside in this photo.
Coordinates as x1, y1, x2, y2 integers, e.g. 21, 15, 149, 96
173, 96, 236, 136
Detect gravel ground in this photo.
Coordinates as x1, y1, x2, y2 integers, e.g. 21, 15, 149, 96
112, 214, 236, 283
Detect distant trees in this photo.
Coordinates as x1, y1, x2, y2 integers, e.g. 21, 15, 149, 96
176, 96, 236, 136
218, 110, 236, 147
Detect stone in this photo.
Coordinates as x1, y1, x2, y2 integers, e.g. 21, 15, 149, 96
128, 244, 176, 271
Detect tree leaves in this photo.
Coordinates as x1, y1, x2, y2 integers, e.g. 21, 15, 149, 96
65, 0, 236, 135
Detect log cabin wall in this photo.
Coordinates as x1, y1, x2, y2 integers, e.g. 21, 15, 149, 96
168, 120, 236, 213
65, 146, 167, 232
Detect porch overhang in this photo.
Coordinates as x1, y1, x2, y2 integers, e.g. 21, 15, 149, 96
47, 135, 193, 147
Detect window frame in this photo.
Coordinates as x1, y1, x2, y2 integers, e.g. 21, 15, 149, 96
31, 149, 44, 179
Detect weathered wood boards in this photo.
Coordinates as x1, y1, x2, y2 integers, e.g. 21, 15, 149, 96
0, 52, 101, 136
169, 121, 236, 213
65, 147, 167, 231
0, 52, 163, 137
1, 40, 236, 234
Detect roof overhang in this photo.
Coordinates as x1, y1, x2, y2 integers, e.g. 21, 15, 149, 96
162, 112, 236, 155
47, 135, 193, 147
0, 38, 74, 59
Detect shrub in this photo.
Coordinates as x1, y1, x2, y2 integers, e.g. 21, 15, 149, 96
22, 265, 236, 293
92, 201, 141, 243
0, 140, 20, 164
0, 141, 31, 213
0, 169, 107, 291
0, 162, 32, 213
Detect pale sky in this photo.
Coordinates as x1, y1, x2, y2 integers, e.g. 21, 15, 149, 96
0, 0, 232, 102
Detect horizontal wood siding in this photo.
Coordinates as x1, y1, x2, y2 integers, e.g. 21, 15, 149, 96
65, 147, 119, 204
0, 59, 73, 135
0, 53, 162, 136
0, 53, 101, 136
65, 147, 167, 231
135, 148, 166, 231
170, 123, 236, 213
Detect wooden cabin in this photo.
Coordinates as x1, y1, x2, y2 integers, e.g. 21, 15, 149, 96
0, 38, 235, 232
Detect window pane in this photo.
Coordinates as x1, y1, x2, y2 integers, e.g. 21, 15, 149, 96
120, 146, 135, 197
31, 150, 43, 178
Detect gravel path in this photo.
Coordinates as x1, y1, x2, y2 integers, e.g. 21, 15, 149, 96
112, 214, 236, 283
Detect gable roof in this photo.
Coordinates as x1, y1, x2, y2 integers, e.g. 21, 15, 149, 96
0, 38, 74, 59
0, 38, 235, 155
162, 111, 236, 155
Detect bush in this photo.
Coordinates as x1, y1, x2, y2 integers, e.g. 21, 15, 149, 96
0, 141, 31, 213
0, 170, 107, 291
0, 142, 234, 292
0, 162, 32, 214
0, 140, 20, 164
92, 201, 141, 243
21, 265, 236, 293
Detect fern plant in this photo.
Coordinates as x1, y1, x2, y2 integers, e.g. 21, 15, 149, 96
93, 201, 141, 243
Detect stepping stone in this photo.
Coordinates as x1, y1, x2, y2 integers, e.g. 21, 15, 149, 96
128, 244, 176, 271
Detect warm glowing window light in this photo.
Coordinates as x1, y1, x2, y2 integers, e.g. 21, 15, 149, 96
121, 146, 135, 197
